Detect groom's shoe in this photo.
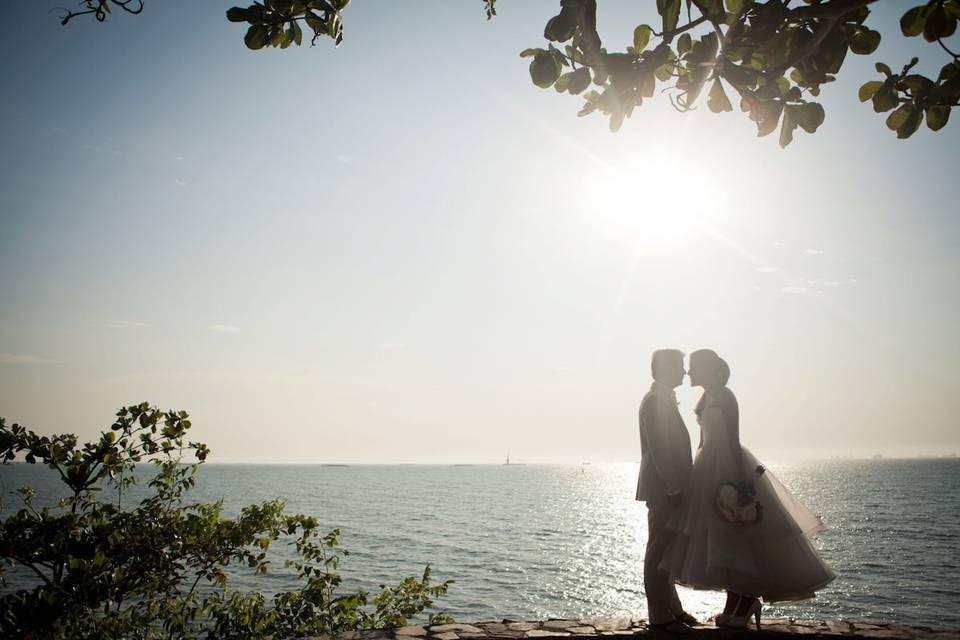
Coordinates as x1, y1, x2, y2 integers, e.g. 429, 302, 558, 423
649, 621, 691, 635
674, 612, 699, 626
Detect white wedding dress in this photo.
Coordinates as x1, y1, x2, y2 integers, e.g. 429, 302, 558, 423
660, 399, 835, 602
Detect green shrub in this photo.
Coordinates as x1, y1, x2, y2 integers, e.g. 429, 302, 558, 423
0, 403, 453, 639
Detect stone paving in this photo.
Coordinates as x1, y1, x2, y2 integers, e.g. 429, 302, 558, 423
311, 618, 960, 640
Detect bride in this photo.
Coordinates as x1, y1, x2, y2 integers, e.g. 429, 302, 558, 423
660, 349, 835, 629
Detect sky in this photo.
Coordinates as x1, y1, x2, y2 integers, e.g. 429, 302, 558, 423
1, 1, 958, 463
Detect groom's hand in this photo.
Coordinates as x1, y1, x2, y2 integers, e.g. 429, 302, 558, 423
668, 491, 683, 507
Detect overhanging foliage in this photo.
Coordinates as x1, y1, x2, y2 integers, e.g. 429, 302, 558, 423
52, 0, 960, 146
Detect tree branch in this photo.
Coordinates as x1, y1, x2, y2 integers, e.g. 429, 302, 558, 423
57, 0, 143, 26
655, 15, 710, 43
14, 556, 55, 588
938, 38, 960, 61
767, 14, 840, 79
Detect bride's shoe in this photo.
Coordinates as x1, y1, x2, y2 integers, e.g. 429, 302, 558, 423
719, 599, 762, 631
713, 613, 731, 627
713, 595, 741, 628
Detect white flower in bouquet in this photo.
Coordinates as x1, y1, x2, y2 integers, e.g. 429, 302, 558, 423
715, 466, 766, 525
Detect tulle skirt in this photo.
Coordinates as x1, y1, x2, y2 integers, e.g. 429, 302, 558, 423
660, 444, 835, 602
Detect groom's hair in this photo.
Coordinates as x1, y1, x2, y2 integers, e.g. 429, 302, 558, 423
651, 349, 684, 379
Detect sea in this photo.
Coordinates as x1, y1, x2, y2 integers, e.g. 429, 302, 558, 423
1, 459, 958, 627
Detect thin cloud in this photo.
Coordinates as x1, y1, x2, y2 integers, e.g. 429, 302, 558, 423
208, 324, 241, 333
823, 278, 858, 286
175, 179, 188, 187
753, 266, 778, 273
379, 342, 405, 349
803, 248, 824, 256
0, 353, 65, 364
780, 286, 810, 295
106, 320, 150, 329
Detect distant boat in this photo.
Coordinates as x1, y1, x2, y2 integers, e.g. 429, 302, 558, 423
872, 454, 883, 460
321, 463, 349, 467
453, 463, 475, 467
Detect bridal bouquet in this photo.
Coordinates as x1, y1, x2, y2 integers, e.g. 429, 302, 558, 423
715, 466, 766, 525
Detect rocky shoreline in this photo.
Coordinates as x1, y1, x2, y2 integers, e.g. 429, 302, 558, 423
314, 618, 959, 640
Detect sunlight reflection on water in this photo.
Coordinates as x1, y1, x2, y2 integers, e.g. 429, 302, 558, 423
2, 459, 957, 626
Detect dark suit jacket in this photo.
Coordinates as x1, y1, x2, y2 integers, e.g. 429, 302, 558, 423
636, 382, 693, 502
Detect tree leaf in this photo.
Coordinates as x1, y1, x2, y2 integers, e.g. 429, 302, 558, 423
925, 105, 950, 131
270, 25, 286, 47
900, 74, 934, 92
897, 104, 923, 138
544, 9, 577, 42
900, 5, 926, 37
794, 102, 825, 133
638, 71, 656, 98
609, 109, 626, 132
779, 106, 797, 147
708, 78, 733, 113
723, 62, 757, 91
939, 61, 960, 82
578, 100, 598, 117
555, 67, 591, 94
634, 24, 652, 52
858, 80, 883, 102
226, 7, 252, 23
924, 6, 955, 42
657, 0, 681, 34
677, 33, 692, 55
548, 46, 569, 69
244, 24, 269, 50
885, 103, 913, 131
305, 12, 326, 35
871, 84, 898, 112
849, 29, 881, 55
529, 51, 562, 88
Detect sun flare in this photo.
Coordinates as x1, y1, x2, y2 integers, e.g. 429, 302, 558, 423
582, 163, 723, 245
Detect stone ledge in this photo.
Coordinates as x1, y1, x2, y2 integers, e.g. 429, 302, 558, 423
308, 619, 960, 640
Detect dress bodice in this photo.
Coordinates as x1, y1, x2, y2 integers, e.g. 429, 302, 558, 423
697, 405, 728, 451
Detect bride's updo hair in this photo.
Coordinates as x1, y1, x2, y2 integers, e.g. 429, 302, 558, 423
717, 357, 731, 386
692, 350, 737, 425
690, 349, 729, 386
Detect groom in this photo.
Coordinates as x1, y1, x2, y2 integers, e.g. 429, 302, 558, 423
636, 349, 695, 633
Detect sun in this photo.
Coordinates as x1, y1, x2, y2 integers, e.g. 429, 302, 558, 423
579, 161, 720, 246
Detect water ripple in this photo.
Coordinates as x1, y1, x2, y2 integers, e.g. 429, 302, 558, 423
2, 460, 958, 626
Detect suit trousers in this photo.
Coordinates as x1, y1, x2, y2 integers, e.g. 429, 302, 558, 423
644, 501, 684, 624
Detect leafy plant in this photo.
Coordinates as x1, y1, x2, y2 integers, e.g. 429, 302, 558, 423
522, 0, 959, 145
52, 1, 960, 145
0, 404, 452, 639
